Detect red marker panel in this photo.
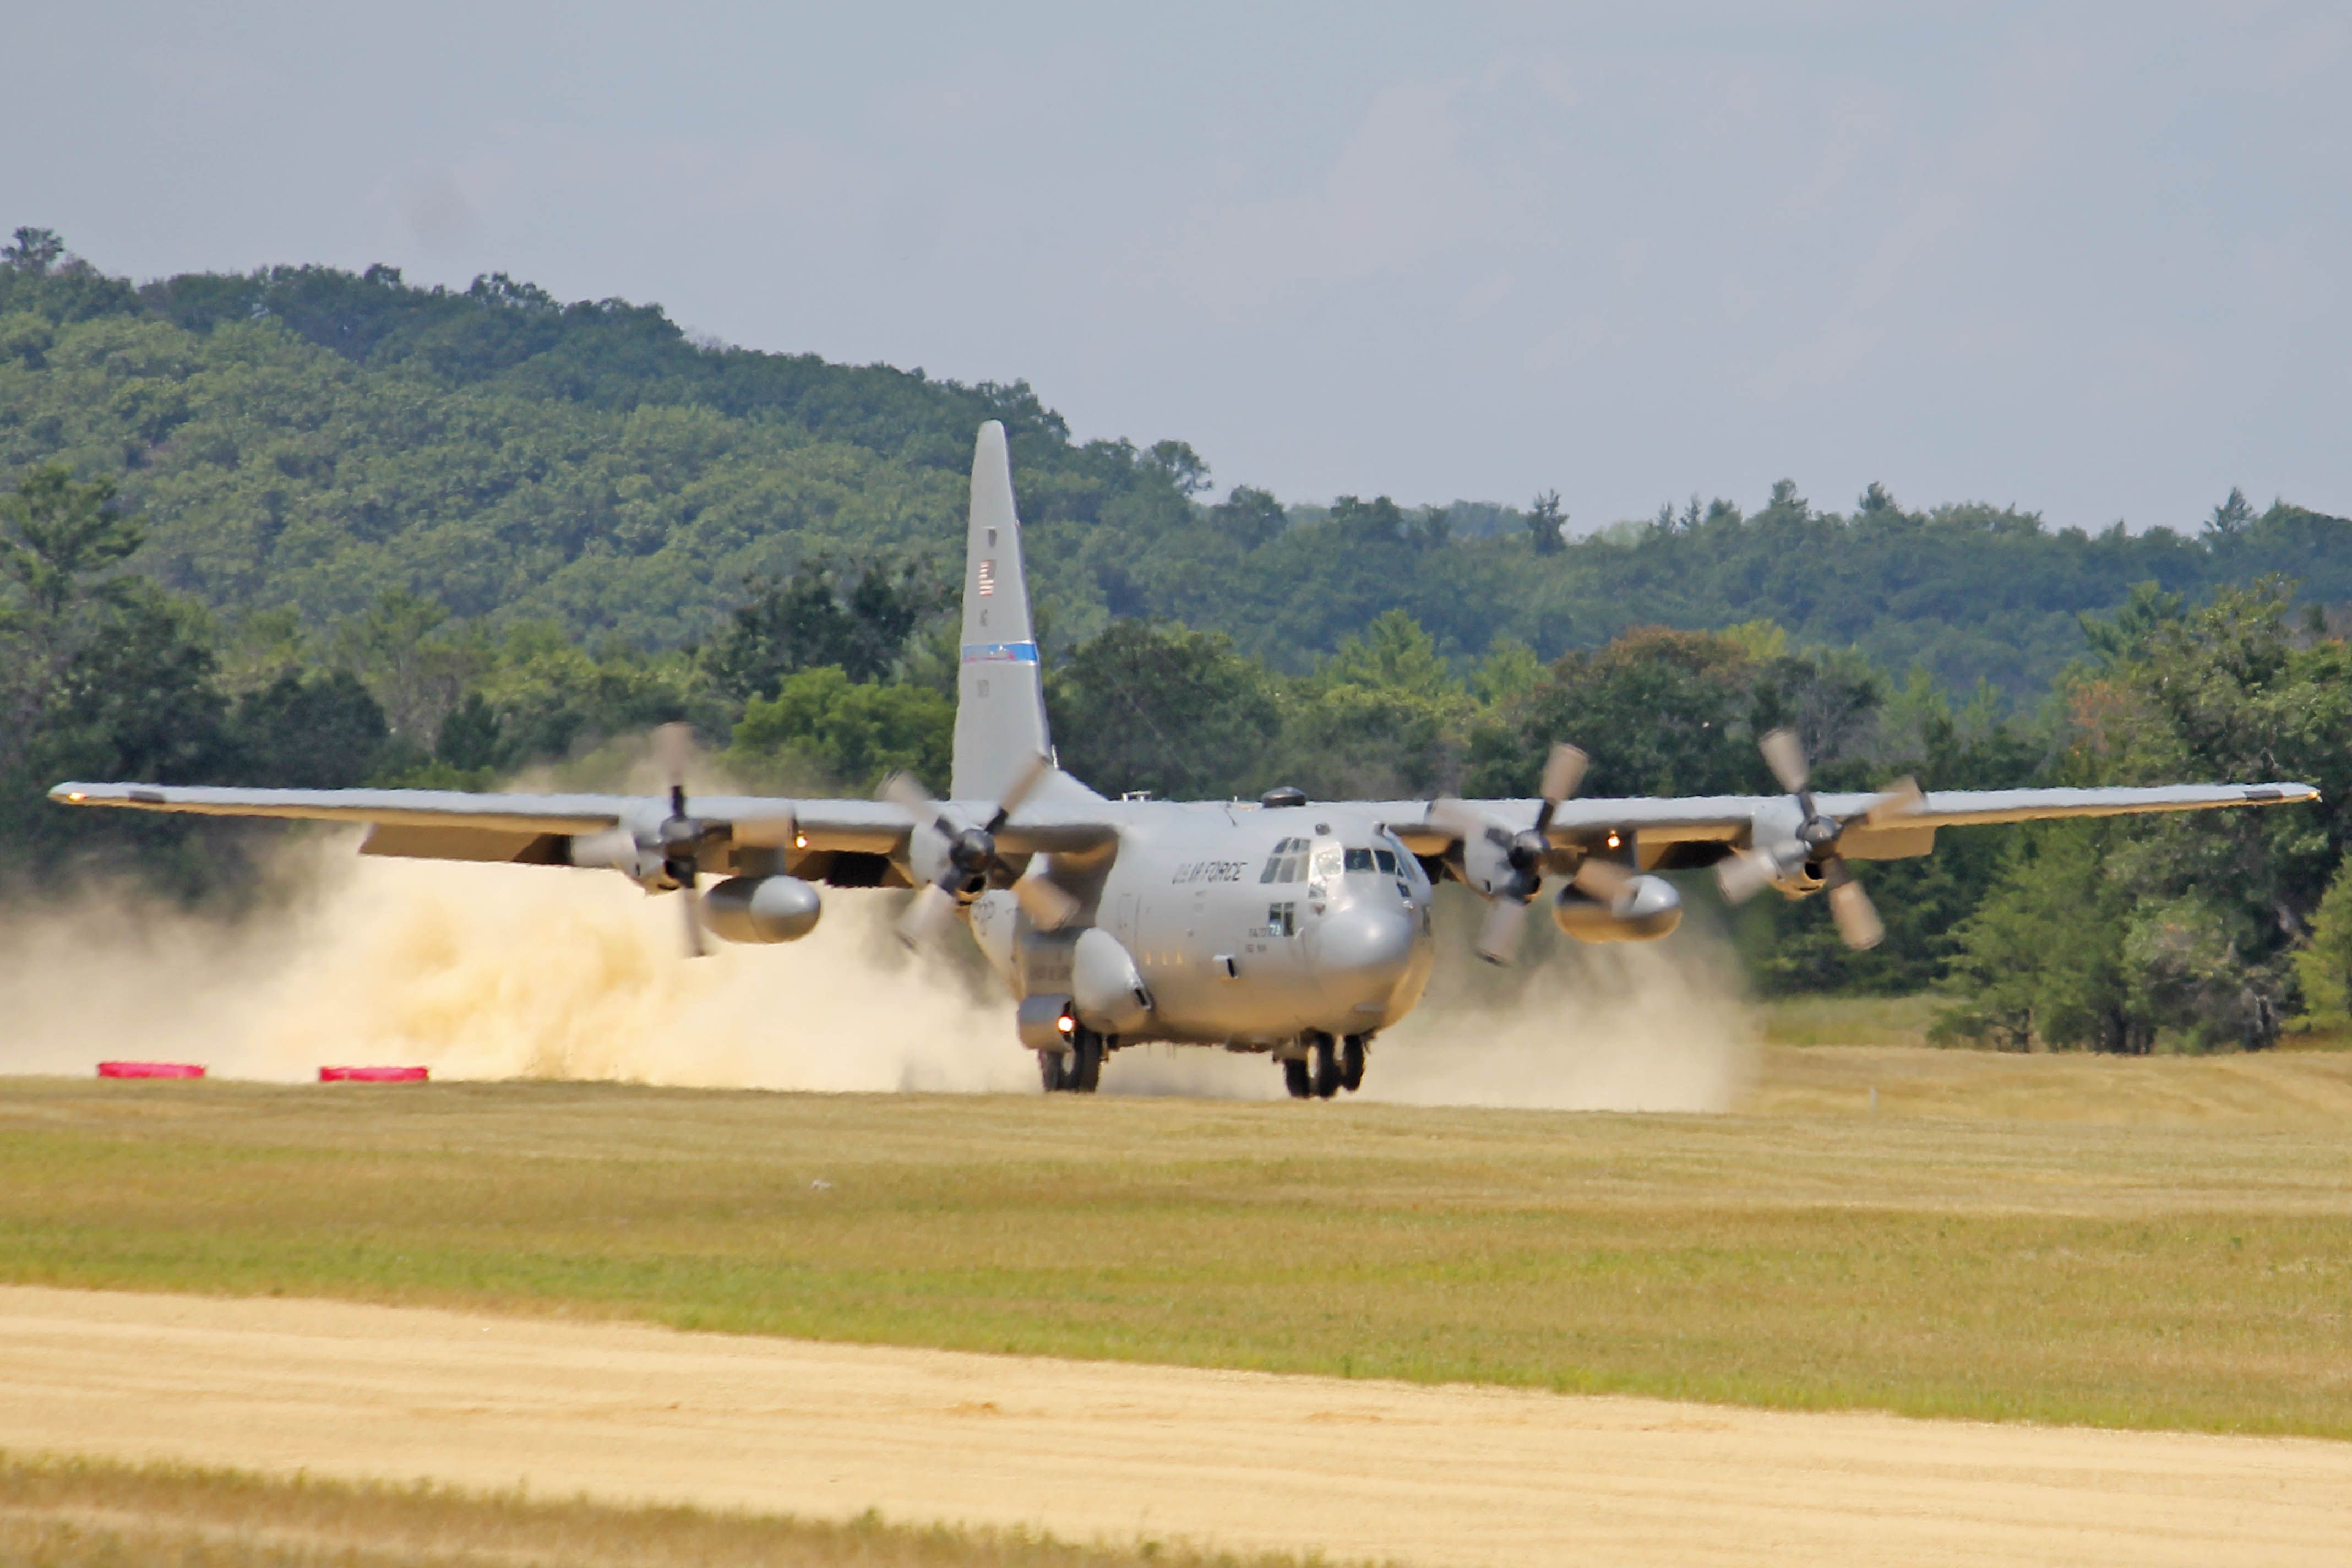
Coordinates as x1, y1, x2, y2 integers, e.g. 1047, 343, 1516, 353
319, 1066, 429, 1083
97, 1061, 205, 1080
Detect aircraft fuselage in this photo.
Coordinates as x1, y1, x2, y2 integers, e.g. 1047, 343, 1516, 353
967, 800, 1436, 1050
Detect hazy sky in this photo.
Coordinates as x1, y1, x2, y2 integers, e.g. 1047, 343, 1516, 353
11, 3, 2348, 532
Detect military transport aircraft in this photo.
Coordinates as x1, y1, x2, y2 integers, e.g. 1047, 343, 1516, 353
55, 424, 2320, 1098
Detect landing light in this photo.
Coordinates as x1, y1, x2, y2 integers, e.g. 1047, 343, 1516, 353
1057, 1011, 1076, 1036
1605, 831, 1621, 849
793, 832, 808, 849
66, 791, 85, 803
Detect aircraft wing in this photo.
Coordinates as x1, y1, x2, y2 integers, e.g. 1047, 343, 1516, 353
1383, 781, 2320, 860
47, 780, 1117, 866
48, 781, 914, 861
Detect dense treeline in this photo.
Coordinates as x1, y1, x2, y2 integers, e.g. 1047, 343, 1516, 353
7, 228, 2352, 1049
6, 231, 2350, 693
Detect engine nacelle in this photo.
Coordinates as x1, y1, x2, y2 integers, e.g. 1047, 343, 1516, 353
1553, 874, 1683, 943
701, 875, 823, 944
1071, 927, 1153, 1035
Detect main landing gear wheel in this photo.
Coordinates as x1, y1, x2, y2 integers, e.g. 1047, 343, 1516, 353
1283, 1056, 1313, 1098
1069, 1030, 1104, 1092
1039, 1028, 1105, 1094
1310, 1033, 1342, 1099
1340, 1035, 1365, 1093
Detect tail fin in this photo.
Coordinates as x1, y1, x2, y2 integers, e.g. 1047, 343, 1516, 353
950, 422, 1053, 801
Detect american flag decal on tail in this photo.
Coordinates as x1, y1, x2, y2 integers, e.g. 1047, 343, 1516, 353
977, 559, 995, 597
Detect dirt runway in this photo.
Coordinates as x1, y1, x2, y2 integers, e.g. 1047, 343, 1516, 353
0, 1286, 2344, 1567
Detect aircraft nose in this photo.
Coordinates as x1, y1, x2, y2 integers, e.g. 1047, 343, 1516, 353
1314, 903, 1418, 1011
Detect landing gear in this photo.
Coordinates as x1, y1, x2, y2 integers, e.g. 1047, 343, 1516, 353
1280, 1032, 1368, 1100
1310, 1034, 1342, 1099
1070, 1030, 1104, 1092
1038, 1027, 1106, 1094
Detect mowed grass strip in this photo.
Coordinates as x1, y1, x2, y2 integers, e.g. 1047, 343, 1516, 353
0, 1449, 1329, 1568
0, 1076, 2348, 1437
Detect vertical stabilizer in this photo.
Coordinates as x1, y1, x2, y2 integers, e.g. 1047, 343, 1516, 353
951, 422, 1053, 801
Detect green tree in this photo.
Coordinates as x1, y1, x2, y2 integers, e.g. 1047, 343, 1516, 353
2, 228, 65, 275
705, 556, 948, 702
230, 670, 391, 788
1, 466, 145, 737
729, 667, 951, 793
1527, 489, 1565, 554
2292, 857, 2352, 1028
1937, 821, 2148, 1052
1048, 621, 1280, 799
1468, 628, 1757, 799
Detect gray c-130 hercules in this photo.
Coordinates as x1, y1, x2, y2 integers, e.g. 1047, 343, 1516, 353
55, 424, 2322, 1097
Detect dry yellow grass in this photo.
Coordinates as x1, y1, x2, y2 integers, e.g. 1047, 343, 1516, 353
1747, 1041, 2352, 1123
0, 1450, 1332, 1568
1, 1052, 2349, 1438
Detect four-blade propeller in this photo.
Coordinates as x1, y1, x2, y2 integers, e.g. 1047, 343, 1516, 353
1426, 743, 1633, 965
1714, 727, 1921, 950
883, 752, 1080, 949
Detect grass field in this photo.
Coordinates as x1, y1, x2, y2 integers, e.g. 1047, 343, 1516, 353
0, 1450, 1317, 1568
2, 1045, 2349, 1440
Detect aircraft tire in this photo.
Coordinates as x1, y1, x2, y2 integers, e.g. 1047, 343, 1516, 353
1340, 1035, 1365, 1093
1037, 1049, 1069, 1092
1282, 1056, 1313, 1098
1069, 1030, 1104, 1093
1311, 1035, 1342, 1099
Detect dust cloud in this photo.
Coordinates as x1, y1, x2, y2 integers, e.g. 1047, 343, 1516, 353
0, 853, 1752, 1110
1358, 907, 1760, 1113
0, 842, 1030, 1093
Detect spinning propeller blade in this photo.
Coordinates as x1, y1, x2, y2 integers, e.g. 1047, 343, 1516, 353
1571, 856, 1635, 900
1828, 877, 1884, 950
1474, 895, 1529, 966
654, 722, 706, 959
1760, 728, 1810, 794
1714, 847, 1781, 905
1012, 870, 1080, 930
899, 881, 960, 949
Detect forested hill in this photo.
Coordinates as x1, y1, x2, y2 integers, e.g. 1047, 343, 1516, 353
2, 236, 2348, 694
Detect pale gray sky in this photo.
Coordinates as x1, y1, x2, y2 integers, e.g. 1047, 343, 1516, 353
10, 3, 2348, 532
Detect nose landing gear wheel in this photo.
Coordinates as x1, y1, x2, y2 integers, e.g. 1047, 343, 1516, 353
1037, 1049, 1069, 1092
1340, 1035, 1365, 1093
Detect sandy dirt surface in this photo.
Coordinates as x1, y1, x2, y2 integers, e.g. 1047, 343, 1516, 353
0, 1287, 2344, 1568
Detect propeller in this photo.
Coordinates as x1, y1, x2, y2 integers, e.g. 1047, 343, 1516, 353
884, 753, 1079, 949
1429, 742, 1625, 965
654, 722, 708, 958
1716, 727, 1922, 950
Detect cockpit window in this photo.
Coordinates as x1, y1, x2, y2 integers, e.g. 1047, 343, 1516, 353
1343, 847, 1376, 873
1312, 845, 1344, 881
1259, 836, 1310, 883
1374, 848, 1398, 874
